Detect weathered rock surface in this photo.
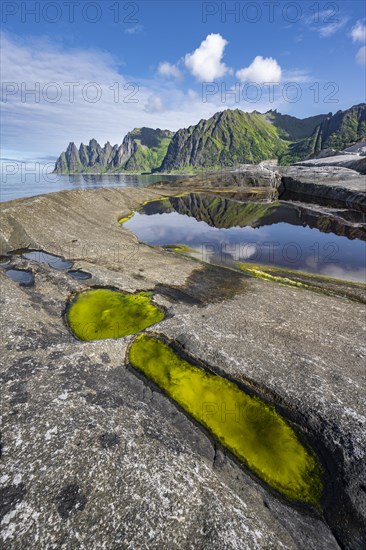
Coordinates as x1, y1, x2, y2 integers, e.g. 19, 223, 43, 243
277, 166, 366, 211
1, 188, 365, 549
295, 155, 366, 174
151, 164, 366, 211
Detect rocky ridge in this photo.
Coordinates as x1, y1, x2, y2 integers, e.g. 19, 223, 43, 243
54, 104, 366, 174
54, 128, 173, 173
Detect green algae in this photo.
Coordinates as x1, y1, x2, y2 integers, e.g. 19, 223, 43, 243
239, 264, 309, 288
67, 289, 164, 341
118, 212, 135, 224
238, 262, 366, 303
129, 334, 324, 506
163, 243, 195, 253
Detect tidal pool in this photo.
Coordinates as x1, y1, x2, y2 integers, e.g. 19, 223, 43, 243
0, 255, 11, 267
129, 334, 324, 506
22, 250, 73, 270
5, 268, 34, 286
67, 269, 92, 280
123, 193, 366, 283
67, 288, 164, 341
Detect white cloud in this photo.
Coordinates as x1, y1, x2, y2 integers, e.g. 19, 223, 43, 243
236, 56, 282, 84
303, 10, 349, 37
187, 89, 198, 100
318, 16, 348, 37
1, 33, 289, 160
282, 69, 312, 83
184, 33, 229, 81
158, 62, 182, 80
350, 21, 366, 43
356, 45, 366, 65
144, 94, 165, 113
125, 25, 144, 35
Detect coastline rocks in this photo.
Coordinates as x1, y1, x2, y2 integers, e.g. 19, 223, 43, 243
277, 166, 366, 211
295, 140, 366, 174
0, 188, 365, 549
154, 164, 366, 211
294, 155, 366, 174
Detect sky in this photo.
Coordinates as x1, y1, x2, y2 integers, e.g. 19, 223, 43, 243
1, 0, 366, 161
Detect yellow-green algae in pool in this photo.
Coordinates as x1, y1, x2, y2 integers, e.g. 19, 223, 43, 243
67, 289, 164, 341
129, 334, 323, 506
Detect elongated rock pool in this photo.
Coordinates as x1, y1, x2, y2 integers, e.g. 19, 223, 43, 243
129, 334, 323, 506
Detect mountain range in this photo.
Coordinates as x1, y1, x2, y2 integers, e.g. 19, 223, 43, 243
54, 103, 366, 173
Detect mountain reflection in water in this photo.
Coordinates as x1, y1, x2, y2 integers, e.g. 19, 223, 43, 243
124, 193, 366, 283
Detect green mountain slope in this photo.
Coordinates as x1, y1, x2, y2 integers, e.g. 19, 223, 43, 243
159, 109, 288, 171
54, 103, 366, 173
314, 103, 366, 150
279, 103, 366, 164
263, 110, 329, 141
124, 128, 173, 172
54, 128, 173, 173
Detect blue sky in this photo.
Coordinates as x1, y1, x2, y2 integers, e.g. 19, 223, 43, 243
1, 0, 366, 161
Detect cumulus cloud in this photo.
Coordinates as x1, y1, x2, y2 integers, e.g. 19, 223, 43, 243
350, 21, 366, 43
236, 56, 282, 84
184, 33, 229, 81
157, 62, 182, 80
356, 45, 366, 65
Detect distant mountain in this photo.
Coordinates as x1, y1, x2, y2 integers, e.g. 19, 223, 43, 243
280, 104, 366, 164
54, 127, 173, 173
264, 110, 330, 141
54, 103, 366, 173
159, 109, 288, 170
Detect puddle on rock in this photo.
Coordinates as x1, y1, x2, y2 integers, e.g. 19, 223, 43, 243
0, 255, 11, 267
5, 268, 34, 287
67, 288, 164, 341
22, 250, 73, 270
67, 269, 92, 280
128, 334, 324, 507
123, 193, 366, 283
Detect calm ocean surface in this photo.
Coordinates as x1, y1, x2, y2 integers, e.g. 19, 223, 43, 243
0, 163, 184, 202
